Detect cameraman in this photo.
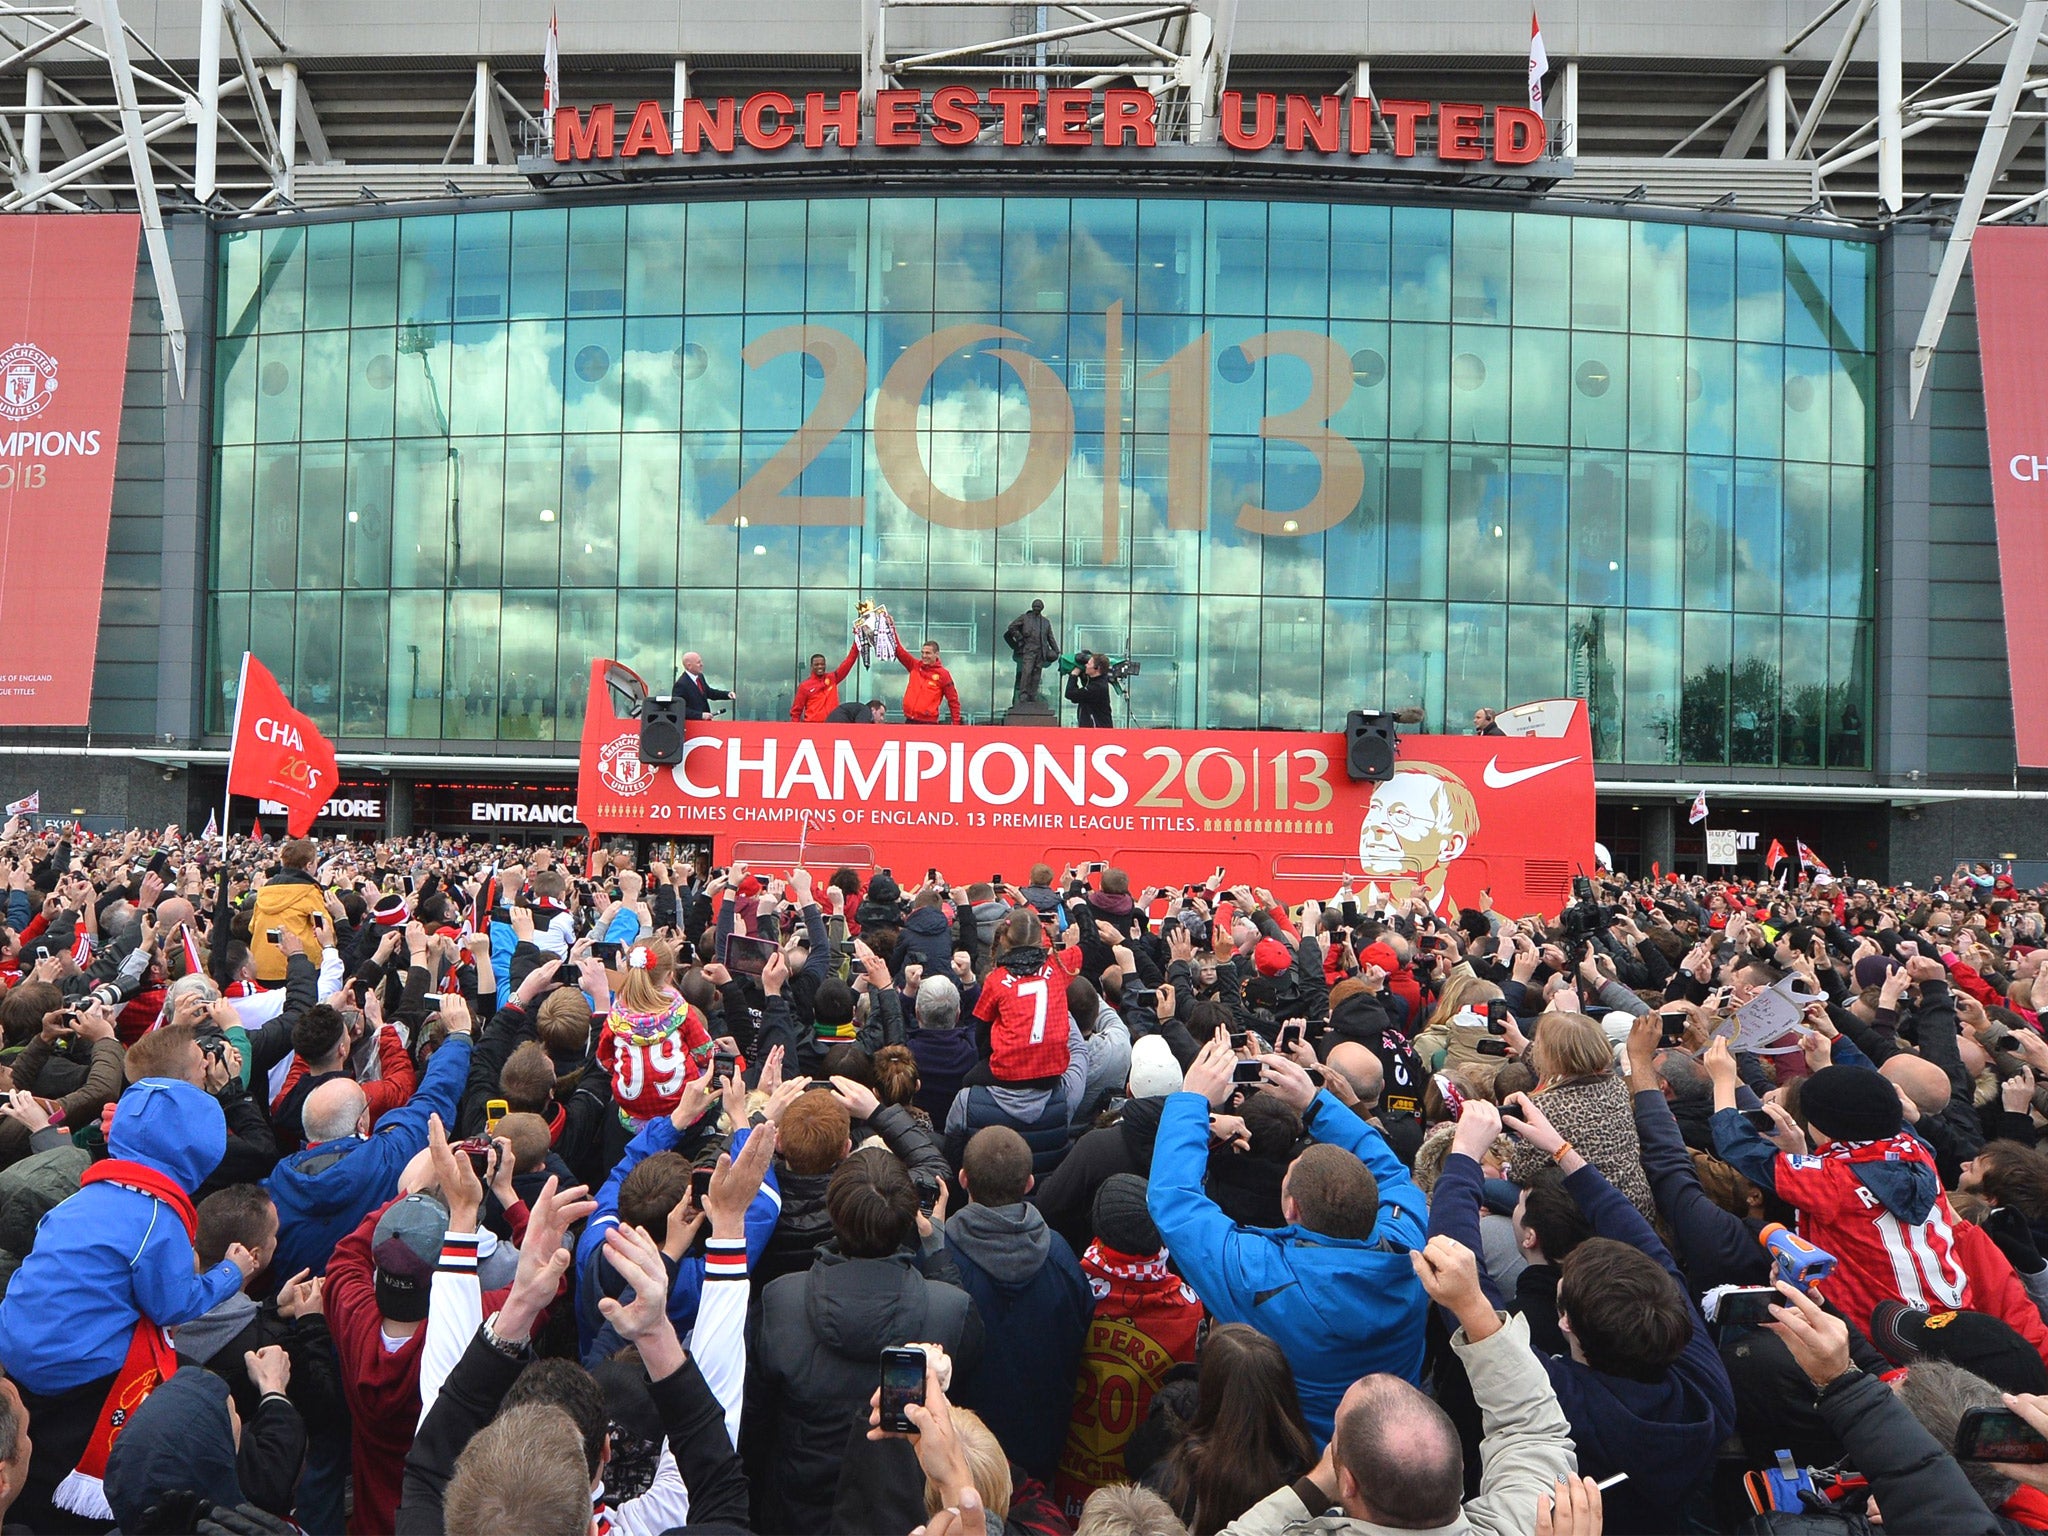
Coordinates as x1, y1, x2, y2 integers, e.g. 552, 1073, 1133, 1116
1066, 650, 1114, 729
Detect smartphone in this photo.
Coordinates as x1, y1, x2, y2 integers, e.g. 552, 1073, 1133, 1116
913, 1173, 940, 1215
1474, 1038, 1508, 1057
879, 1346, 928, 1434
485, 1098, 509, 1133
1741, 1109, 1776, 1134
1484, 998, 1512, 1035
1089, 861, 1108, 874
1659, 1011, 1689, 1048
711, 1048, 738, 1090
265, 928, 282, 943
722, 933, 778, 979
926, 867, 939, 884
992, 875, 1005, 891
1714, 1287, 1781, 1328
691, 1165, 714, 1205
1275, 1021, 1304, 1054
590, 940, 622, 966
1232, 1059, 1265, 1087
1957, 1406, 2048, 1463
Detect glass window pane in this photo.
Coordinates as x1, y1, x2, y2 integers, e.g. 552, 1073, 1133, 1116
454, 211, 510, 321
1206, 200, 1266, 316
504, 320, 566, 435
1389, 323, 1449, 441
626, 203, 685, 314
1508, 447, 1567, 605
394, 324, 451, 438
1830, 465, 1870, 617
497, 590, 555, 739
1630, 222, 1686, 335
348, 328, 397, 439
350, 220, 399, 327
1450, 325, 1509, 443
1570, 334, 1626, 449
1685, 457, 1733, 612
1571, 219, 1628, 330
258, 226, 305, 333
1626, 453, 1682, 609
1260, 598, 1322, 729
1731, 615, 1779, 765
1734, 459, 1782, 613
502, 439, 562, 588
345, 442, 393, 589
1736, 230, 1784, 343
1735, 343, 1783, 459
1783, 463, 1829, 616
1447, 602, 1507, 727
1391, 207, 1451, 322
302, 329, 349, 441
1506, 603, 1567, 709
806, 199, 867, 312
1624, 609, 1680, 763
1511, 328, 1568, 445
399, 214, 455, 325
450, 321, 507, 437
1833, 350, 1873, 465
564, 317, 624, 432
216, 335, 256, 445
1686, 338, 1734, 457
1324, 600, 1386, 720
1453, 209, 1512, 324
621, 436, 680, 588
1628, 334, 1686, 453
304, 223, 354, 330
1329, 204, 1389, 319
1387, 444, 1447, 599
1266, 203, 1329, 319
1832, 239, 1872, 353
1784, 347, 1832, 462
1512, 213, 1570, 329
1828, 618, 1870, 768
252, 447, 299, 591
510, 208, 568, 320
1447, 450, 1507, 602
443, 590, 497, 738
297, 443, 346, 590
1325, 443, 1387, 599
250, 592, 295, 696
869, 198, 933, 313
1071, 198, 1138, 318
214, 446, 253, 591
255, 333, 301, 445
295, 592, 341, 735
1384, 602, 1446, 725
1570, 607, 1623, 760
1687, 224, 1735, 339
341, 591, 388, 736
1681, 610, 1730, 764
1784, 235, 1832, 349
557, 591, 615, 735
452, 438, 501, 589
1139, 198, 1205, 315
746, 200, 809, 314
1568, 451, 1624, 606
1781, 614, 1827, 766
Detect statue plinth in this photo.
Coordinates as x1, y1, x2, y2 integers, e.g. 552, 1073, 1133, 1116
1004, 698, 1058, 727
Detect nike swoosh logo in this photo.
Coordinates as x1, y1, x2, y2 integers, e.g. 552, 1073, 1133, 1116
1482, 755, 1581, 789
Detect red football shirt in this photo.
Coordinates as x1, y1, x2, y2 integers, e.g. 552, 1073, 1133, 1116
973, 958, 1072, 1081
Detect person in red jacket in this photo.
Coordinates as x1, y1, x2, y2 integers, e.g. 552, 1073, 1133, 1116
899, 640, 963, 725
792, 644, 859, 724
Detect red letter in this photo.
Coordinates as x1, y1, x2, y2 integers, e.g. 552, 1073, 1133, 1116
1438, 103, 1486, 161
874, 88, 921, 147
930, 84, 981, 146
1218, 91, 1277, 150
1103, 88, 1157, 147
1045, 88, 1092, 145
805, 90, 860, 148
1376, 99, 1428, 157
620, 99, 673, 157
1348, 96, 1375, 154
741, 91, 796, 150
987, 88, 1039, 146
1493, 105, 1547, 165
679, 97, 735, 153
553, 103, 614, 162
1284, 94, 1342, 152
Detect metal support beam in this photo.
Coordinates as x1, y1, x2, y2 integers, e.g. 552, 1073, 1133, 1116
672, 58, 688, 139
1559, 60, 1578, 156
472, 60, 490, 165
221, 0, 278, 175
90, 0, 186, 389
1878, 0, 1904, 209
1792, 0, 1874, 158
274, 56, 295, 195
1910, 0, 2048, 415
1768, 62, 1789, 158
860, 0, 884, 112
22, 63, 42, 177
192, 0, 221, 202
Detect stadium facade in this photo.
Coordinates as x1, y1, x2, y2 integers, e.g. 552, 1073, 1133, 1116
1, 0, 2045, 881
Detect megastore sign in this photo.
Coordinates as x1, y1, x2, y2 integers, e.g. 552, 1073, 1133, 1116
548, 87, 1562, 172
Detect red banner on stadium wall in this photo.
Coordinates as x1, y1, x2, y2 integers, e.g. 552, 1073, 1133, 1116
579, 662, 1597, 918
0, 214, 140, 727
1972, 228, 2048, 768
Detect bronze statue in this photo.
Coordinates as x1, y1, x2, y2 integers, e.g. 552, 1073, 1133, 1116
1003, 599, 1059, 704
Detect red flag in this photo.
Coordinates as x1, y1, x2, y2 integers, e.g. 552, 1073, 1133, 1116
226, 654, 338, 837
251, 818, 264, 842
1651, 860, 1661, 882
1765, 837, 1788, 870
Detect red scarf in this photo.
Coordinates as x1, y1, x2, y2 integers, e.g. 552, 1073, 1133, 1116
53, 1160, 199, 1520
2006, 1486, 2048, 1530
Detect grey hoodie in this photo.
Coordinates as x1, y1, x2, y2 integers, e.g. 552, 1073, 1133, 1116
175, 1289, 259, 1364
944, 1200, 1051, 1285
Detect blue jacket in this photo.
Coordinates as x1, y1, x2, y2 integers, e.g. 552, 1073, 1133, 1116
0, 1078, 244, 1394
1146, 1090, 1429, 1441
265, 1034, 472, 1279
1428, 1149, 1737, 1536
572, 1115, 781, 1359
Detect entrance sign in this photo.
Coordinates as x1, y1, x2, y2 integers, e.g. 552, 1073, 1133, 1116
579, 661, 1597, 918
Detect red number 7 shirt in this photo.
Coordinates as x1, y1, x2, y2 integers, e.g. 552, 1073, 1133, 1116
973, 950, 1077, 1081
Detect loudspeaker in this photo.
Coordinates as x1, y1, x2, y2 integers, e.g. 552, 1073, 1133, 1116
1344, 710, 1397, 782
639, 696, 684, 765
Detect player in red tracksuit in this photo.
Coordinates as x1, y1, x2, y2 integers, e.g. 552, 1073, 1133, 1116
791, 643, 859, 723
898, 640, 962, 725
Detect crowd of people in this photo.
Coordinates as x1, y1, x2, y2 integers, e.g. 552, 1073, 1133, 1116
2, 816, 2048, 1536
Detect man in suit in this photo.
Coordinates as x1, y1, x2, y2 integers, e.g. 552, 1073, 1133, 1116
673, 651, 735, 719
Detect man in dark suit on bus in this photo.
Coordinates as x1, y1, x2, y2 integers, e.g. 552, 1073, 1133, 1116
673, 651, 735, 719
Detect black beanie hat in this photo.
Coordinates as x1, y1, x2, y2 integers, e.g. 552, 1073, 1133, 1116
1799, 1065, 1902, 1145
1092, 1173, 1160, 1257
814, 978, 856, 1029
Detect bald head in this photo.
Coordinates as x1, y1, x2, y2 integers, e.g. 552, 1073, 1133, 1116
1332, 1375, 1463, 1525
1325, 1042, 1383, 1109
304, 1078, 368, 1144
1881, 1053, 1952, 1116
156, 897, 196, 933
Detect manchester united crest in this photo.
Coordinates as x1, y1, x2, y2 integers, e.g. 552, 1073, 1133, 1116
0, 342, 57, 422
597, 732, 657, 797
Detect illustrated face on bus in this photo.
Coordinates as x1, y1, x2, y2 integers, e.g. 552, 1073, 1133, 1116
1357, 765, 1477, 910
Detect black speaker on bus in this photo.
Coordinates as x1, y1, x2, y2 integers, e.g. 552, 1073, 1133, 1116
639, 696, 685, 765
1344, 710, 1397, 782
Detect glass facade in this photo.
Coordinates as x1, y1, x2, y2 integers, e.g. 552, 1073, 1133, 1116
208, 196, 1876, 767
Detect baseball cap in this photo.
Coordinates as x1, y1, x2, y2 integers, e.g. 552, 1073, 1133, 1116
1127, 1034, 1184, 1099
371, 1193, 518, 1321
1869, 1299, 2048, 1395
1252, 938, 1293, 977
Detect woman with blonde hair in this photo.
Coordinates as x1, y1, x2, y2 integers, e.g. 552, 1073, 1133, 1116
1503, 1010, 1657, 1220
1413, 973, 1506, 1087
595, 937, 714, 1127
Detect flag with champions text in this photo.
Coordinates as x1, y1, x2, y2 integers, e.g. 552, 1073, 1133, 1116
225, 653, 338, 837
